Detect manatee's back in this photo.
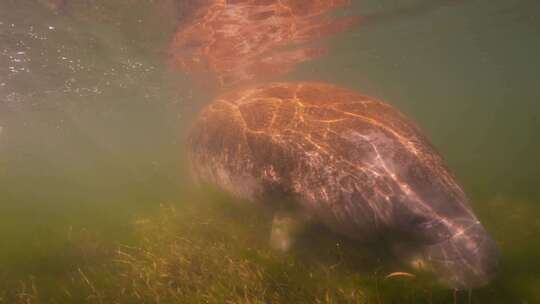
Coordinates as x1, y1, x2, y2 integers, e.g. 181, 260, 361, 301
188, 82, 470, 241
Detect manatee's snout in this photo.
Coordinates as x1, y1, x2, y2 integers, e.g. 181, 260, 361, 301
424, 221, 499, 289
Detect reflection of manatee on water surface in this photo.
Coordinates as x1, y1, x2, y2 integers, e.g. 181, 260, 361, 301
169, 0, 361, 87
168, 0, 469, 88
188, 82, 499, 290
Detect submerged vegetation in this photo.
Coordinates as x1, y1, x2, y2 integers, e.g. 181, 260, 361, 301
2, 202, 327, 302
4, 191, 538, 303
0, 192, 432, 303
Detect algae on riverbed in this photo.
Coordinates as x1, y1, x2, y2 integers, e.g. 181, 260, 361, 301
0, 194, 434, 304
5, 193, 539, 303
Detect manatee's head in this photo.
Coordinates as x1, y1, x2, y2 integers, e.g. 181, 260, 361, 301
390, 194, 499, 289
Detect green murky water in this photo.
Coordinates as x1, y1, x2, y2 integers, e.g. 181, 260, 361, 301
0, 0, 539, 302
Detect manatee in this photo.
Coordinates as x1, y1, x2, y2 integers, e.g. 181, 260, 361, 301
188, 81, 498, 289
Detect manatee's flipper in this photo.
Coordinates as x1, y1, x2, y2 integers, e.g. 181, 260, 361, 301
269, 210, 310, 252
